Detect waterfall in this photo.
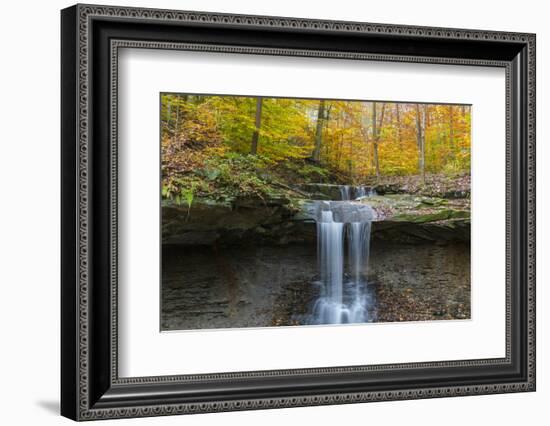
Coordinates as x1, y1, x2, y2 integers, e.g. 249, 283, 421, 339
349, 221, 371, 283
309, 200, 376, 325
347, 221, 373, 323
339, 185, 351, 201
316, 210, 345, 323
339, 185, 376, 201
354, 186, 366, 199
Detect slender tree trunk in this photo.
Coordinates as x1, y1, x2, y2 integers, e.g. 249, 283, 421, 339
395, 103, 402, 149
312, 99, 326, 162
250, 97, 263, 155
372, 102, 386, 178
337, 132, 344, 169
173, 99, 180, 143
422, 105, 427, 178
372, 103, 379, 177
436, 122, 442, 169
415, 104, 426, 181
335, 114, 343, 169
449, 105, 454, 156
166, 99, 171, 135
360, 104, 371, 176
322, 105, 332, 160
349, 137, 353, 180
425, 106, 431, 128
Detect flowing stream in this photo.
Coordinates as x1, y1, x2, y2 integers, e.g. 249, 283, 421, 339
308, 188, 377, 325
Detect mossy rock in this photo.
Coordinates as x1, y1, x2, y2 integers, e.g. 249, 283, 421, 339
418, 197, 448, 207
393, 209, 470, 223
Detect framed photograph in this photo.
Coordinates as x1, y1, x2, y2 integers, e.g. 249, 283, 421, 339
61, 4, 536, 421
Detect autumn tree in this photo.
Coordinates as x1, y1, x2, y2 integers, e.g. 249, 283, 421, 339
250, 97, 263, 155
415, 104, 427, 181
372, 102, 386, 178
160, 93, 472, 196
311, 99, 326, 163
395, 103, 402, 149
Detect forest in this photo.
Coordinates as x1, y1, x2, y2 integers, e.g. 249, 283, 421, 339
161, 93, 471, 203
160, 93, 472, 330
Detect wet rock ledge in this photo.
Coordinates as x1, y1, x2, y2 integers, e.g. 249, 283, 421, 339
162, 189, 470, 246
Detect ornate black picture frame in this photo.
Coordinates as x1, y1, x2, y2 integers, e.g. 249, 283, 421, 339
61, 3, 536, 421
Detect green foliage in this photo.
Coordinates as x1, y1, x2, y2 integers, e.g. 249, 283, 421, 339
162, 176, 205, 201
201, 154, 272, 199
162, 153, 274, 202
296, 163, 328, 179
281, 160, 330, 183
210, 96, 312, 161
441, 159, 464, 177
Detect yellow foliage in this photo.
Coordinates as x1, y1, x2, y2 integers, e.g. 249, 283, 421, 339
161, 93, 471, 180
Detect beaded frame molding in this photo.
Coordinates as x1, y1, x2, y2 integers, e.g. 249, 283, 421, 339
61, 3, 536, 421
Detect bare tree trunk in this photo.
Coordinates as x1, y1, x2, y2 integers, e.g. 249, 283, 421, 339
372, 103, 379, 177
436, 122, 442, 168
358, 103, 370, 173
425, 105, 431, 128
173, 99, 180, 143
422, 105, 427, 180
449, 105, 454, 155
415, 104, 426, 181
322, 104, 332, 160
312, 99, 326, 162
166, 99, 171, 135
337, 133, 344, 169
250, 97, 263, 155
372, 102, 386, 178
395, 103, 402, 149
349, 138, 353, 180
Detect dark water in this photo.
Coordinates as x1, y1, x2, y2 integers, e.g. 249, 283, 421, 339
161, 241, 470, 331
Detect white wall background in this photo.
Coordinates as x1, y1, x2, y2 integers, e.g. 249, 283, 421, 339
0, 0, 546, 424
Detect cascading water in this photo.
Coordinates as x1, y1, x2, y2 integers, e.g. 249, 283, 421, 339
354, 186, 365, 199
339, 185, 376, 201
316, 209, 345, 324
349, 221, 371, 283
308, 198, 377, 325
356, 186, 377, 200
339, 185, 351, 201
